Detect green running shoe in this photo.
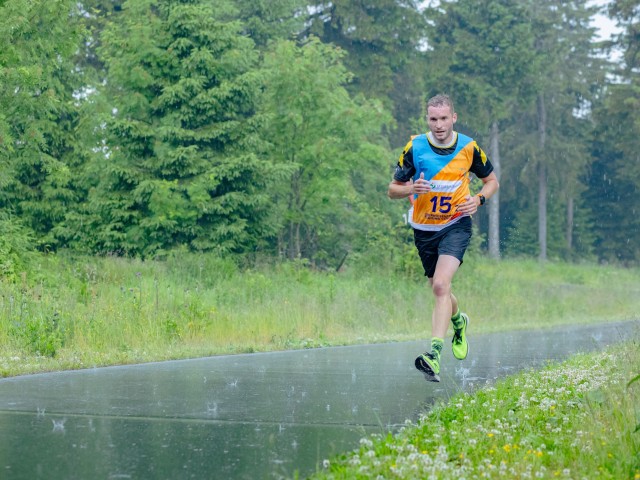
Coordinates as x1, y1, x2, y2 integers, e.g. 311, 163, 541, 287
415, 352, 440, 382
452, 312, 469, 360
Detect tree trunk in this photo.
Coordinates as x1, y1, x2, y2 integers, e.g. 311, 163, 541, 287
488, 120, 501, 259
288, 173, 302, 259
287, 221, 295, 259
537, 94, 547, 262
294, 222, 301, 259
538, 163, 547, 261
566, 196, 574, 252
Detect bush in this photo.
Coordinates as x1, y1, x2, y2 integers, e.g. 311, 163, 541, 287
0, 214, 36, 281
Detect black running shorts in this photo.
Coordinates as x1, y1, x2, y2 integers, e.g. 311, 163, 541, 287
413, 216, 472, 278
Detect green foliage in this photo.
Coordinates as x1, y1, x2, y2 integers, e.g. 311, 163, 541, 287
232, 0, 306, 47
0, 214, 35, 280
0, 0, 85, 248
425, 0, 538, 128
260, 37, 393, 265
11, 312, 65, 358
499, 1, 605, 261
505, 194, 576, 259
67, 0, 278, 256
1, 250, 639, 378
162, 248, 239, 287
0, 0, 636, 265
588, 94, 640, 265
423, 0, 541, 258
607, 0, 640, 74
304, 0, 428, 147
587, 1, 640, 265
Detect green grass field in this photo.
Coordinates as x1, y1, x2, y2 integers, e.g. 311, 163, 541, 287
0, 251, 639, 377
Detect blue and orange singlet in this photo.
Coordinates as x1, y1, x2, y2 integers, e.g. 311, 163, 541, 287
393, 132, 494, 231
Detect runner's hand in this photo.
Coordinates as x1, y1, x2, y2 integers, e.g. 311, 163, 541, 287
456, 195, 478, 215
412, 172, 431, 195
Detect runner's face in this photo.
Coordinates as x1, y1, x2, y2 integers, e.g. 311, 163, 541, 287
427, 104, 457, 144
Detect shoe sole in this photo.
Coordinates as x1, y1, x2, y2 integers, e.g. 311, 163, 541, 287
452, 313, 469, 360
415, 356, 441, 382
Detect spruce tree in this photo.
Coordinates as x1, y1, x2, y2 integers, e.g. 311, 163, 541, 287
425, 0, 538, 258
304, 0, 428, 148
74, 0, 274, 256
0, 0, 84, 248
588, 0, 640, 264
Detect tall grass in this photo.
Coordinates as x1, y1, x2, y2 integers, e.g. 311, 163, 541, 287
0, 251, 639, 377
306, 339, 640, 479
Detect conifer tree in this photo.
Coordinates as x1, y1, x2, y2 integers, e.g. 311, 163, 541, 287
502, 0, 605, 260
304, 0, 428, 148
0, 0, 84, 248
425, 0, 538, 258
232, 0, 306, 48
73, 0, 275, 256
588, 0, 640, 264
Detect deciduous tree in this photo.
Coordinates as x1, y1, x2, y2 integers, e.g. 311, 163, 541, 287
260, 37, 392, 264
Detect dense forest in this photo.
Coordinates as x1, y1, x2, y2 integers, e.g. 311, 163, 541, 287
0, 0, 638, 272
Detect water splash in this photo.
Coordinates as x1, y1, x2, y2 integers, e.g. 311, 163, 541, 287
52, 418, 66, 433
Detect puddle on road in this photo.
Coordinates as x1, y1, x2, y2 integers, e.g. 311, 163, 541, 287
0, 320, 637, 479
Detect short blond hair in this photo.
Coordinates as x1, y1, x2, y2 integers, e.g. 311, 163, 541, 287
427, 94, 454, 113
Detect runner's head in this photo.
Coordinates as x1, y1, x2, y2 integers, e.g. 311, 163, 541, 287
426, 94, 457, 144
427, 93, 454, 113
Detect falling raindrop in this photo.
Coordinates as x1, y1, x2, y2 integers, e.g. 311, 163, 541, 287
455, 366, 470, 379
52, 418, 66, 433
206, 402, 218, 416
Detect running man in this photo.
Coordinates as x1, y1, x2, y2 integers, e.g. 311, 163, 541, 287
387, 94, 499, 382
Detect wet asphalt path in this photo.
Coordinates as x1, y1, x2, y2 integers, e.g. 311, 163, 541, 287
0, 319, 637, 480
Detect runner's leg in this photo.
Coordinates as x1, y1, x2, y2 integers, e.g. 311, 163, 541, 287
430, 255, 461, 339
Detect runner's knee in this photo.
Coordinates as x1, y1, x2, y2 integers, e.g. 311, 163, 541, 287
431, 278, 451, 297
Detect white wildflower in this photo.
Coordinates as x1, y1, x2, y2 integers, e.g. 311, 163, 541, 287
360, 438, 373, 448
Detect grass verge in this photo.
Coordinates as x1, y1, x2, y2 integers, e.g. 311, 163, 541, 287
0, 252, 639, 377
306, 339, 640, 479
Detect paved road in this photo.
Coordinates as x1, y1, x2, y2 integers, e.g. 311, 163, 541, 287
0, 320, 637, 480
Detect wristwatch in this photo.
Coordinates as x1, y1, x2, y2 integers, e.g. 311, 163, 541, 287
477, 194, 486, 206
